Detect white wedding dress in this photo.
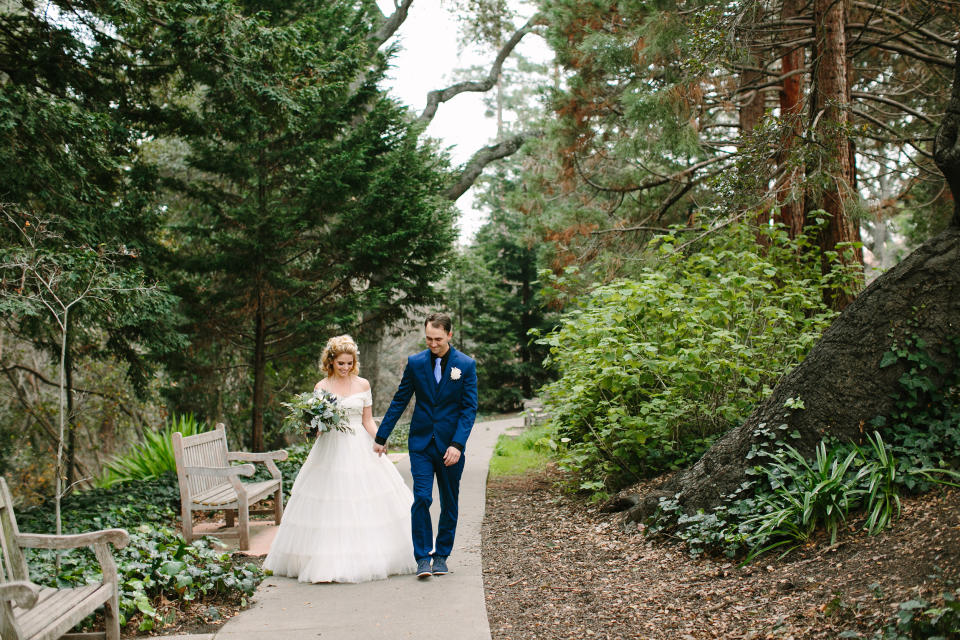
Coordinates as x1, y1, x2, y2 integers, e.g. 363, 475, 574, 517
263, 389, 416, 583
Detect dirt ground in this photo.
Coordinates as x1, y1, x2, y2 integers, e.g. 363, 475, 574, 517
481, 467, 960, 640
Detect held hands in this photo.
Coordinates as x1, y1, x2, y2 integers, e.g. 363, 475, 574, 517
373, 443, 387, 457
443, 446, 461, 467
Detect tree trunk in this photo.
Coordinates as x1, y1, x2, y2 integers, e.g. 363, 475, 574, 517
775, 0, 805, 238
64, 344, 76, 489
251, 290, 266, 452
359, 312, 384, 411
624, 44, 960, 523
811, 0, 863, 309
934, 43, 960, 227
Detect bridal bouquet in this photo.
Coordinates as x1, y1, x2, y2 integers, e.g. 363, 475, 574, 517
280, 389, 349, 437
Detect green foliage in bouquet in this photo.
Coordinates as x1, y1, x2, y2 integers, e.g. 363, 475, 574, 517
280, 390, 348, 437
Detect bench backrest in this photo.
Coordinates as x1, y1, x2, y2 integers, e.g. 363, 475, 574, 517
172, 424, 231, 499
0, 477, 29, 584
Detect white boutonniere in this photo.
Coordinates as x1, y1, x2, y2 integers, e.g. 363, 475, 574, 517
450, 367, 462, 381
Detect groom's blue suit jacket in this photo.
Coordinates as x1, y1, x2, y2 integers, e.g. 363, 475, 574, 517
376, 347, 478, 452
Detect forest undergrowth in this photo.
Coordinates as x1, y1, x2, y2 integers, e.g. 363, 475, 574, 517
483, 466, 960, 639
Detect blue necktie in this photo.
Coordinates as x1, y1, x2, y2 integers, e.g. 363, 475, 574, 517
434, 357, 441, 384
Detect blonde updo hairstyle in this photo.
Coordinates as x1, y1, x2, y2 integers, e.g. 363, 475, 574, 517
321, 335, 360, 377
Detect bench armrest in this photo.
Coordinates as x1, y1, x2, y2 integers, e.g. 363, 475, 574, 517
227, 450, 287, 480
227, 450, 288, 463
0, 581, 40, 609
183, 464, 255, 478
17, 528, 129, 551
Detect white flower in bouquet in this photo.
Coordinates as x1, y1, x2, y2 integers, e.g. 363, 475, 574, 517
280, 389, 349, 437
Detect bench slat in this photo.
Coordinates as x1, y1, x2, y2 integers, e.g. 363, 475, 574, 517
15, 584, 110, 640
192, 480, 280, 506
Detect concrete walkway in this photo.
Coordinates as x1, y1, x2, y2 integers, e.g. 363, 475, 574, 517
170, 416, 521, 640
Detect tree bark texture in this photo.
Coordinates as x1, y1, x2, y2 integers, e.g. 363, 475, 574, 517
934, 43, 960, 227
358, 313, 384, 411
65, 345, 76, 488
251, 290, 266, 452
625, 224, 960, 522
775, 0, 806, 237
811, 0, 863, 308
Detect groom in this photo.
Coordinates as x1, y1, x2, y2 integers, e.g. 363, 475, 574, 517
373, 313, 478, 579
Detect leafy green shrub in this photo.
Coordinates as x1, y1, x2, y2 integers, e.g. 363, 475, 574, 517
17, 473, 263, 632
538, 223, 836, 494
99, 414, 211, 487
873, 334, 960, 492
17, 473, 182, 533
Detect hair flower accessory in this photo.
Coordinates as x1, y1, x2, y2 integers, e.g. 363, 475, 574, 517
450, 367, 462, 381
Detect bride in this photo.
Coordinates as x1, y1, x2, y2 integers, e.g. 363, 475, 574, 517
263, 335, 416, 583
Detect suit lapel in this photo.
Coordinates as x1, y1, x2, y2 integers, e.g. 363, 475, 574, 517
419, 351, 438, 402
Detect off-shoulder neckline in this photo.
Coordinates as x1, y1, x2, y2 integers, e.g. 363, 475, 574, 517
329, 389, 371, 399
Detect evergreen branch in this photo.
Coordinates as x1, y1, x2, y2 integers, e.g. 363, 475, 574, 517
733, 67, 808, 97
851, 91, 938, 125
851, 39, 953, 69
418, 16, 540, 126
591, 225, 689, 235
850, 1, 955, 48
851, 108, 935, 158
575, 153, 734, 194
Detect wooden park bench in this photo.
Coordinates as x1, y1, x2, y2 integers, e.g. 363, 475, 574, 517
0, 476, 129, 640
172, 423, 288, 550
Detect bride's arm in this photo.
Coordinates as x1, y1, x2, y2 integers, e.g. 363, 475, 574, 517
361, 405, 378, 439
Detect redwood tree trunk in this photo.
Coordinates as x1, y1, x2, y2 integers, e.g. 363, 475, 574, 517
811, 0, 862, 309
775, 0, 805, 238
251, 290, 266, 452
359, 311, 384, 411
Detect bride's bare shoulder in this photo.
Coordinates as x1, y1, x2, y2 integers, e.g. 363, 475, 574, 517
314, 379, 328, 391
355, 377, 371, 391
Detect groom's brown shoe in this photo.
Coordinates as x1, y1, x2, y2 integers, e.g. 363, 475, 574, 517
416, 558, 432, 578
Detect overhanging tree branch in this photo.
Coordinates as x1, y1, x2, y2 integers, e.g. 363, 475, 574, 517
371, 0, 416, 48
445, 132, 536, 201
418, 16, 540, 126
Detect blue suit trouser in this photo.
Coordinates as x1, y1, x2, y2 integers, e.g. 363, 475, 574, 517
409, 436, 465, 560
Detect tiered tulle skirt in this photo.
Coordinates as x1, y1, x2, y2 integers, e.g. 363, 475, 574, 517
263, 427, 416, 583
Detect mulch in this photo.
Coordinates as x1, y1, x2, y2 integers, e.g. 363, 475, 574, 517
481, 466, 960, 640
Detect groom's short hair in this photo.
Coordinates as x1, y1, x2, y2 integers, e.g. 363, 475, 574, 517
425, 312, 452, 333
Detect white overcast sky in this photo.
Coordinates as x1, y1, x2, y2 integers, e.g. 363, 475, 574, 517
375, 0, 548, 242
